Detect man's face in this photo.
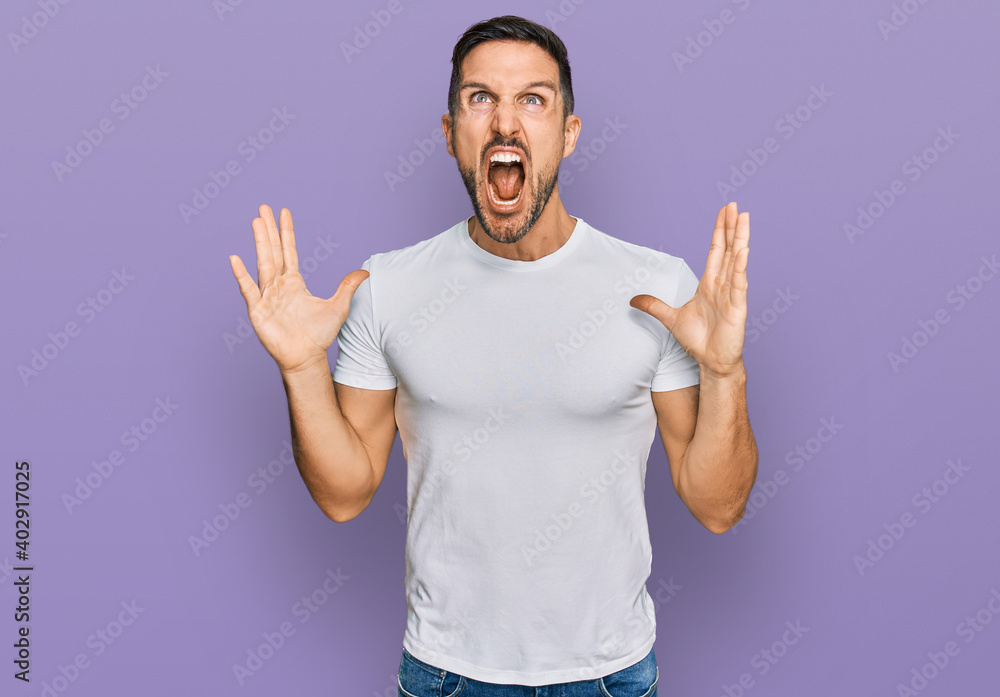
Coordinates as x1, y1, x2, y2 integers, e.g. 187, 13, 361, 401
443, 40, 580, 244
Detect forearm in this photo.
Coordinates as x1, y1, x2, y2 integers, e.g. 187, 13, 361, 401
280, 359, 375, 522
678, 362, 758, 533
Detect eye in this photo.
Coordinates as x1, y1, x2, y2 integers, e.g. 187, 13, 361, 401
524, 95, 541, 105
471, 92, 491, 103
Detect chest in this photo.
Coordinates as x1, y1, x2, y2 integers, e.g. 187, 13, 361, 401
382, 273, 666, 417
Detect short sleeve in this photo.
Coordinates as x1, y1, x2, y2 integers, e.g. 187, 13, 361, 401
332, 256, 398, 389
650, 259, 701, 392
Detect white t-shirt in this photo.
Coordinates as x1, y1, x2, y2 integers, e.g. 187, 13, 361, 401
333, 216, 700, 685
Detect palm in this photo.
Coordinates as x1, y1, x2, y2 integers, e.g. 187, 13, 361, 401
230, 205, 369, 374
249, 272, 354, 370
630, 202, 750, 378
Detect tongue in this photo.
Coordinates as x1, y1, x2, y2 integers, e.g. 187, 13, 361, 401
489, 163, 525, 201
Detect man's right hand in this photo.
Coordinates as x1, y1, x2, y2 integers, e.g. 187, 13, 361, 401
229, 204, 369, 376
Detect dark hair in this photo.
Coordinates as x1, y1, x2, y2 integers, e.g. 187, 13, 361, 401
448, 15, 574, 123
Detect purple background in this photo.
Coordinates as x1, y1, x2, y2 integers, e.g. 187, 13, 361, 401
3, 0, 999, 694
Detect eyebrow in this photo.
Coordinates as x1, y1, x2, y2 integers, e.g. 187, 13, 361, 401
459, 80, 558, 95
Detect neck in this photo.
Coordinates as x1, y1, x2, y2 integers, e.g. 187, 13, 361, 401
468, 190, 577, 262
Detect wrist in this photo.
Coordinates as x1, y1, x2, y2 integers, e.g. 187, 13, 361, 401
699, 359, 746, 383
280, 354, 331, 383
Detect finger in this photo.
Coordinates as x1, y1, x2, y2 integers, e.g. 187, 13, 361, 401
326, 269, 371, 325
629, 293, 678, 333
279, 208, 300, 275
326, 269, 370, 302
719, 201, 738, 284
229, 254, 262, 313
729, 211, 749, 307
704, 204, 728, 280
725, 210, 749, 282
725, 200, 739, 249
730, 246, 749, 311
259, 204, 285, 276
732, 210, 749, 259
251, 215, 275, 288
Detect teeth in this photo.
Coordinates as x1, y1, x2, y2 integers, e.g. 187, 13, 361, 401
489, 152, 522, 165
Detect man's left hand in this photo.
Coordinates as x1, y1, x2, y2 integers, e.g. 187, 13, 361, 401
630, 201, 750, 379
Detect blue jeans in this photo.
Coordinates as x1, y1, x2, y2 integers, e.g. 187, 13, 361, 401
397, 646, 658, 697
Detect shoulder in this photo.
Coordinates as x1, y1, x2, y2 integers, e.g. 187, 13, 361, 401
582, 219, 691, 279
364, 220, 464, 274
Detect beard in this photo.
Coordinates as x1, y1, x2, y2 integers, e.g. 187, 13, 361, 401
458, 149, 561, 245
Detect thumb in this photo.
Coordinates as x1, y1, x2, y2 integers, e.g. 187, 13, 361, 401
229, 254, 261, 314
326, 268, 370, 310
630, 294, 678, 332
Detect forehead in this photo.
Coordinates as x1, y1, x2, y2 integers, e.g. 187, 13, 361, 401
459, 40, 560, 90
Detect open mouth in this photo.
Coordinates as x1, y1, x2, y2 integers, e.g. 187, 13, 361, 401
486, 152, 526, 211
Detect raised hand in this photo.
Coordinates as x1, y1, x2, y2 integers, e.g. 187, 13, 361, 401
630, 201, 749, 378
229, 204, 369, 375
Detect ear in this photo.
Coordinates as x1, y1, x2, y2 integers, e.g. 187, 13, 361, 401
561, 114, 582, 159
442, 114, 455, 158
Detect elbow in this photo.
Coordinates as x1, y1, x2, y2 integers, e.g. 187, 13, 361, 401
677, 474, 746, 534
315, 498, 349, 523
318, 494, 371, 524
306, 470, 376, 523
703, 505, 746, 535
705, 521, 731, 535
325, 508, 355, 524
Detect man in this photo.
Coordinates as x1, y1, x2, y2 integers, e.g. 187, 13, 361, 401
229, 15, 757, 695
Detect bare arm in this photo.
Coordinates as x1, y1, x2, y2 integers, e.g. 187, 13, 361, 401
230, 204, 397, 523
653, 368, 758, 534
281, 360, 397, 522
632, 202, 759, 534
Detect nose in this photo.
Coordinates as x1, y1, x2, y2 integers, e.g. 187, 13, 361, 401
491, 98, 520, 139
